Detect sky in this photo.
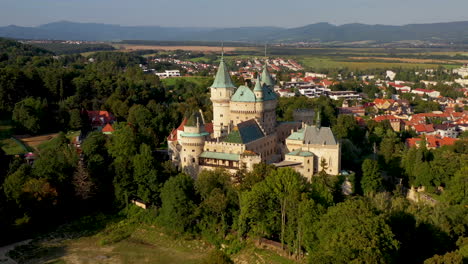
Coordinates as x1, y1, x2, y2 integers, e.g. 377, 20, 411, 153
1, 0, 468, 28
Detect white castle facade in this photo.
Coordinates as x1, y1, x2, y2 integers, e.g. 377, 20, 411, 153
168, 56, 341, 180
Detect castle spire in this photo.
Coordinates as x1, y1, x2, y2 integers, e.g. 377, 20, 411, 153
261, 64, 275, 88
211, 43, 236, 89
253, 73, 262, 91
316, 110, 321, 129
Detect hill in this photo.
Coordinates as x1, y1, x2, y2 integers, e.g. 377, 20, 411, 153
0, 37, 53, 61
2, 21, 468, 43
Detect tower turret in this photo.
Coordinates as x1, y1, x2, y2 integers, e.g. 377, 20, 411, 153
180, 111, 209, 178
253, 74, 264, 100
210, 51, 237, 138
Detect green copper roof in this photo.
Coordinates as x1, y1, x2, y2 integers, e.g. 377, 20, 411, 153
211, 58, 236, 88
261, 64, 275, 87
231, 85, 256, 102
287, 149, 314, 157
200, 151, 240, 161
253, 75, 262, 91
180, 132, 209, 137
288, 128, 306, 141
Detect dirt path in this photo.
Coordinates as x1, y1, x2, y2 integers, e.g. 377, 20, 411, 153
0, 239, 32, 264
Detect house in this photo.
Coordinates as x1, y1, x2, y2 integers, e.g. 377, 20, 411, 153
373, 115, 405, 132
386, 70, 396, 80
155, 70, 181, 78
434, 124, 458, 138
87, 110, 116, 131
412, 124, 436, 135
277, 89, 296, 98
412, 88, 441, 98
338, 106, 365, 117
406, 135, 458, 149
327, 91, 361, 101
373, 99, 395, 111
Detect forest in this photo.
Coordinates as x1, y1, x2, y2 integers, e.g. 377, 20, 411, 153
0, 38, 467, 263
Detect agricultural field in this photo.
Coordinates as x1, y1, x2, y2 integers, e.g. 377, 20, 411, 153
113, 44, 240, 53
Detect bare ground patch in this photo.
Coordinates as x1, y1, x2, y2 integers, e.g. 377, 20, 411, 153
14, 133, 59, 150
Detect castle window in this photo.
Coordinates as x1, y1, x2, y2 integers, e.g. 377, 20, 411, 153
184, 157, 186, 162
220, 114, 223, 117
192, 149, 195, 152
192, 158, 195, 163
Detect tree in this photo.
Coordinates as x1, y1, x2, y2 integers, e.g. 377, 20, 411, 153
195, 169, 238, 244
157, 174, 197, 234
68, 109, 83, 130
308, 199, 399, 263
132, 143, 162, 204
12, 97, 49, 134
332, 114, 363, 144
361, 159, 383, 195
443, 166, 468, 205
3, 164, 31, 206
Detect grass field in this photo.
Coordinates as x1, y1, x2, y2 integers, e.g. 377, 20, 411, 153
16, 133, 60, 151
294, 56, 457, 71
0, 120, 30, 155
7, 208, 297, 264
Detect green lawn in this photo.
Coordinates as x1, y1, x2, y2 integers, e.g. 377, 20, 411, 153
7, 209, 298, 264
0, 138, 28, 155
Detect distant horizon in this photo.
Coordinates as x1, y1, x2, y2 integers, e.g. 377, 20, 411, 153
2, 0, 468, 28
4, 19, 468, 29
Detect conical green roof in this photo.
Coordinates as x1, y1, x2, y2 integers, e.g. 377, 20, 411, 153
261, 64, 275, 87
211, 58, 236, 88
253, 74, 262, 91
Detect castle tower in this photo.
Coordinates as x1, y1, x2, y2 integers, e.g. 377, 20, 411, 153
210, 52, 237, 138
180, 111, 209, 178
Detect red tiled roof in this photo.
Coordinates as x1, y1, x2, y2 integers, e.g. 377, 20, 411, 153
355, 116, 366, 126
374, 115, 399, 122
87, 110, 115, 126
102, 123, 114, 133
205, 123, 214, 134
406, 135, 458, 148
373, 98, 395, 106
414, 88, 436, 93
413, 123, 435, 133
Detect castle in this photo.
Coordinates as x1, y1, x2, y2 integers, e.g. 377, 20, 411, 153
167, 55, 341, 180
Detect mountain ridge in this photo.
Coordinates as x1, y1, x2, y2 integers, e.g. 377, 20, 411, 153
1, 21, 468, 43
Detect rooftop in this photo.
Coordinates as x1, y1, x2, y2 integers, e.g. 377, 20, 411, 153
200, 151, 240, 161
288, 125, 338, 145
